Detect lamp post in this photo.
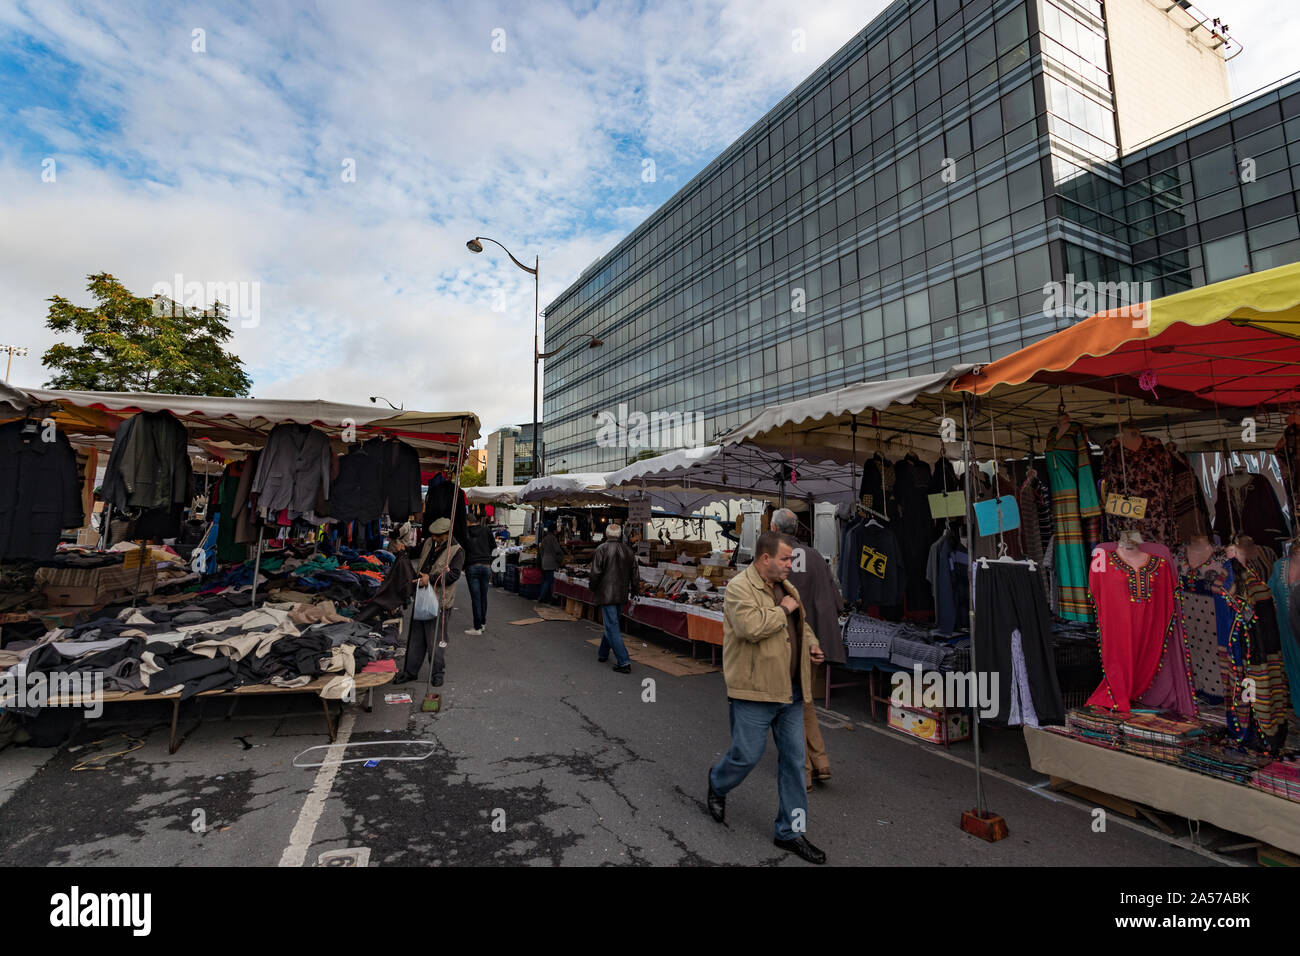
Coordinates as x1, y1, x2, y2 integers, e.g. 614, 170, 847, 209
467, 236, 603, 477
1, 345, 29, 382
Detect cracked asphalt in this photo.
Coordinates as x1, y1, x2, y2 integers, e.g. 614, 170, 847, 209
0, 582, 1228, 866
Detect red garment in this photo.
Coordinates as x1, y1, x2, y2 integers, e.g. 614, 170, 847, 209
1087, 550, 1177, 714
362, 659, 397, 673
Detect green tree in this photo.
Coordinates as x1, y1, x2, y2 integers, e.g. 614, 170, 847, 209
42, 272, 253, 395
460, 461, 486, 488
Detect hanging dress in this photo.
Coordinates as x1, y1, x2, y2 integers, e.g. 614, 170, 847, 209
1045, 421, 1101, 623
1174, 544, 1254, 743
1269, 554, 1300, 717
1101, 435, 1175, 545
1087, 549, 1194, 716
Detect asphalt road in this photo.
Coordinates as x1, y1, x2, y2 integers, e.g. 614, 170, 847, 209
0, 582, 1234, 867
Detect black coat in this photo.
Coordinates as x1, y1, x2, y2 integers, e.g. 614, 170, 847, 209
589, 540, 638, 606
330, 448, 385, 522
0, 420, 83, 561
364, 438, 423, 520
101, 410, 191, 513
422, 477, 470, 551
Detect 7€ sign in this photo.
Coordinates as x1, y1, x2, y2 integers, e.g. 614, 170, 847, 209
860, 545, 888, 579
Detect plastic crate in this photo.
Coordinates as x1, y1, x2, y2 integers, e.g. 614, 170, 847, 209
504, 565, 520, 592
519, 583, 541, 600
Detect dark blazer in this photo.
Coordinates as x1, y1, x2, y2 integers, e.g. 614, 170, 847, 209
786, 544, 845, 664
102, 410, 191, 513
364, 437, 423, 520
422, 478, 470, 551
589, 539, 638, 606
330, 448, 385, 522
0, 420, 83, 561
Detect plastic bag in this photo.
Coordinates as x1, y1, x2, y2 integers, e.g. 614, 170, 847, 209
413, 583, 440, 621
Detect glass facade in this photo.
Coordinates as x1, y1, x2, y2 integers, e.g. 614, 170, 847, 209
541, 0, 1299, 473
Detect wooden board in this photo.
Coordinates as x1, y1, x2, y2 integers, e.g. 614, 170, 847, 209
585, 638, 720, 676
43, 670, 394, 705
534, 605, 578, 621
510, 617, 545, 626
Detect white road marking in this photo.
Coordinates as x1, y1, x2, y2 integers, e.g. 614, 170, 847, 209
279, 710, 357, 867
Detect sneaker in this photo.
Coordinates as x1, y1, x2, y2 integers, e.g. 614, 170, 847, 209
464, 628, 483, 635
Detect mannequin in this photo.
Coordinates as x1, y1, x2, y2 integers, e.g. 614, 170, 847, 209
1088, 530, 1196, 716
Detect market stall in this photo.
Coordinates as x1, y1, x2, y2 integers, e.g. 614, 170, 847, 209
948, 261, 1300, 850
0, 383, 480, 749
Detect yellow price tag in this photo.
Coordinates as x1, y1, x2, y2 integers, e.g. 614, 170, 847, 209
1104, 493, 1148, 519
859, 545, 888, 579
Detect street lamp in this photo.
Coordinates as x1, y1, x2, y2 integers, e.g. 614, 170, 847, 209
1, 345, 29, 382
467, 236, 605, 477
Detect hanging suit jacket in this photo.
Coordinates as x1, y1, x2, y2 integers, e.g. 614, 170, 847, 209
330, 448, 385, 522
0, 420, 83, 561
364, 437, 423, 520
422, 477, 470, 551
251, 423, 332, 515
101, 410, 191, 513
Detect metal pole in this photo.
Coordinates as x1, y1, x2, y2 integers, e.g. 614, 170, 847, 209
963, 388, 987, 816
250, 525, 265, 607
532, 256, 540, 479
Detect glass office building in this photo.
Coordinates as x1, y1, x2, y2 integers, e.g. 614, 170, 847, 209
541, 0, 1298, 473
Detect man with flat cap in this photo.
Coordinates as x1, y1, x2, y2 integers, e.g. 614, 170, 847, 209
397, 516, 464, 687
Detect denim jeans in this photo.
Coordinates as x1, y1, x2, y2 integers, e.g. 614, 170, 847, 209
466, 564, 490, 629
597, 603, 630, 667
538, 569, 555, 604
709, 692, 808, 841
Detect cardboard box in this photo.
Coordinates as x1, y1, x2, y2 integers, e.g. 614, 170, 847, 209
888, 705, 970, 745
43, 586, 104, 607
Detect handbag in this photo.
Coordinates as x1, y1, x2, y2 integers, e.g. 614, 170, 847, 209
413, 582, 440, 621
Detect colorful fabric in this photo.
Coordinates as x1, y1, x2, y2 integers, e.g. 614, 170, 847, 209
1087, 552, 1180, 715
1251, 761, 1300, 802
1045, 421, 1101, 623
1268, 555, 1300, 716
1178, 744, 1269, 784
1101, 435, 1175, 545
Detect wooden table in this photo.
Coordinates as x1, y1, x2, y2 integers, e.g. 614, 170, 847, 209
48, 671, 396, 754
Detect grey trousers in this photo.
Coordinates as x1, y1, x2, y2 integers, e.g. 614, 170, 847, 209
405, 611, 449, 680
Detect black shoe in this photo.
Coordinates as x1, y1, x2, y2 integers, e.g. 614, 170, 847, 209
393, 672, 415, 685
612, 663, 631, 673
774, 835, 826, 864
707, 774, 725, 823
431, 674, 444, 687
597, 656, 609, 663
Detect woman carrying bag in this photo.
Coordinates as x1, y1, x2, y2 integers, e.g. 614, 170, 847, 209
396, 517, 464, 688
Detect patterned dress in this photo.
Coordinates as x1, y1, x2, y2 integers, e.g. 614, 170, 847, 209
1045, 421, 1102, 623
1101, 435, 1175, 545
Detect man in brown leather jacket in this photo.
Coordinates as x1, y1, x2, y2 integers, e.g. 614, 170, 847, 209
706, 531, 827, 864
589, 522, 639, 673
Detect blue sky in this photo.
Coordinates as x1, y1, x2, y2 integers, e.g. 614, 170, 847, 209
1, 0, 1296, 442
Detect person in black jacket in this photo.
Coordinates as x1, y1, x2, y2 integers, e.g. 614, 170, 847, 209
589, 523, 639, 672
463, 512, 495, 635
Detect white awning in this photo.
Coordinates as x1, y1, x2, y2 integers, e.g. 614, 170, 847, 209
517, 473, 623, 505
464, 485, 521, 504
604, 444, 858, 504
717, 366, 972, 462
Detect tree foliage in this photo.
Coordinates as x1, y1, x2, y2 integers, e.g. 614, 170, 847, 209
42, 273, 253, 396
460, 462, 487, 488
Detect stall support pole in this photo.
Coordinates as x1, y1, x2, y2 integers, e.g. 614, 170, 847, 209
98, 503, 113, 549
249, 526, 265, 607
131, 540, 147, 608
960, 382, 1008, 842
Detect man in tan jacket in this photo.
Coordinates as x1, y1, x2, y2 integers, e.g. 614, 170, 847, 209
706, 531, 827, 864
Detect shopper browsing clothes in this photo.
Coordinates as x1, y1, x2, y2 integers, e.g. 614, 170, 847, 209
707, 531, 827, 864
396, 517, 464, 687
589, 522, 639, 673
463, 512, 495, 635
770, 508, 839, 792
536, 521, 565, 606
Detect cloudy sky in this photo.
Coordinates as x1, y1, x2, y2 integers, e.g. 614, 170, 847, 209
1, 0, 1296, 444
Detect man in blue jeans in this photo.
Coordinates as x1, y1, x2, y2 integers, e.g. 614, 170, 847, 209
463, 513, 495, 635
589, 522, 639, 674
706, 531, 827, 864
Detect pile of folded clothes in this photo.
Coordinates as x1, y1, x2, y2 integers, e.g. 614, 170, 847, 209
1059, 707, 1127, 748
1250, 761, 1300, 803
1119, 713, 1204, 763
1178, 744, 1271, 784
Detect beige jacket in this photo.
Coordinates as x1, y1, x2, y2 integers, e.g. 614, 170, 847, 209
722, 563, 820, 704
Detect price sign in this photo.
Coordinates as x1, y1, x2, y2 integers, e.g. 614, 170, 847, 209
860, 493, 874, 510
860, 545, 888, 579
927, 490, 967, 518
1105, 493, 1148, 519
